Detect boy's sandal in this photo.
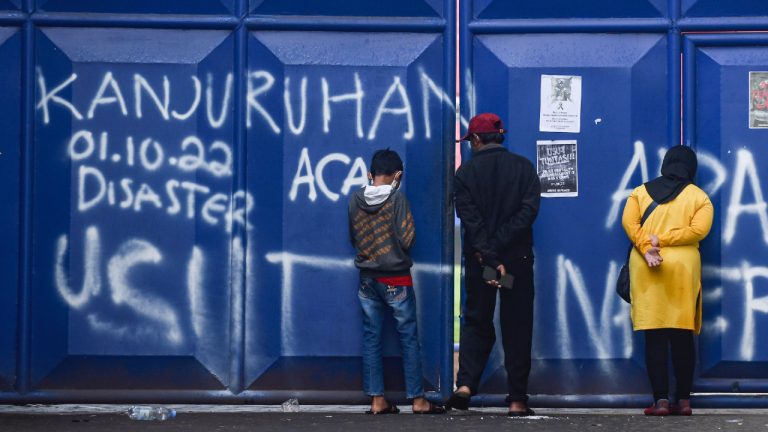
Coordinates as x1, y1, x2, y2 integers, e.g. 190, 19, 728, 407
413, 404, 446, 415
446, 391, 470, 410
507, 407, 535, 417
365, 404, 400, 415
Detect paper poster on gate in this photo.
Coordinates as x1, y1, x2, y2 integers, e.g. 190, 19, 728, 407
749, 71, 768, 128
536, 140, 578, 198
539, 75, 582, 133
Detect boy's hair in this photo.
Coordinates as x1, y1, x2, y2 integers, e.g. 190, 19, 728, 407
476, 132, 505, 145
369, 148, 404, 176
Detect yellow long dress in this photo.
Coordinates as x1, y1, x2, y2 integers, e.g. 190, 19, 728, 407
621, 184, 714, 333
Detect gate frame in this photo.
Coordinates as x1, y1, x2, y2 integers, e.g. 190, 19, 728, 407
4, 0, 456, 405
458, 0, 768, 407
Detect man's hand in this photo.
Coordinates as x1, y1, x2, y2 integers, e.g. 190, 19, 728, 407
644, 247, 663, 267
485, 264, 506, 287
650, 234, 659, 248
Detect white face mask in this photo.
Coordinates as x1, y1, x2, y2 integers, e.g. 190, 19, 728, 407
363, 184, 393, 205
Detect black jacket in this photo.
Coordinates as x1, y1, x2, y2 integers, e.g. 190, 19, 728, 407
454, 145, 541, 268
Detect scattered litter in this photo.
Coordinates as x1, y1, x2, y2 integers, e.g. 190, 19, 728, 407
726, 419, 743, 423
325, 415, 333, 418
508, 415, 552, 420
127, 406, 175, 421
281, 398, 300, 413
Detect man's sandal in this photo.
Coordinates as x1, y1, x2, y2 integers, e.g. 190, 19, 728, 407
413, 403, 447, 415
365, 403, 400, 415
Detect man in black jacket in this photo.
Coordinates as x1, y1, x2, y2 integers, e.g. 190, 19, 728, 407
449, 113, 541, 416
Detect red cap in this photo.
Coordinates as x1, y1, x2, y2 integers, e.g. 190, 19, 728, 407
457, 113, 505, 142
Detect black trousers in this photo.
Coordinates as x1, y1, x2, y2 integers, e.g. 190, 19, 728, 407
456, 255, 534, 403
644, 329, 695, 401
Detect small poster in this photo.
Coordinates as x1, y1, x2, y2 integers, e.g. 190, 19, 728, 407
537, 140, 578, 197
750, 71, 768, 129
539, 75, 582, 133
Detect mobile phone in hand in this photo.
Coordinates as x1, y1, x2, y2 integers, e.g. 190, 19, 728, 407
483, 265, 514, 289
482, 266, 498, 282
499, 274, 514, 289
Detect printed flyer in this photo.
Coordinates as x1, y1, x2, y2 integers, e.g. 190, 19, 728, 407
537, 140, 578, 197
539, 75, 582, 133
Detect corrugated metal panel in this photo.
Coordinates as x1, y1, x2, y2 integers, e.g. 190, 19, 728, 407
0, 26, 21, 393
461, 0, 768, 407
2, 0, 455, 403
684, 34, 768, 391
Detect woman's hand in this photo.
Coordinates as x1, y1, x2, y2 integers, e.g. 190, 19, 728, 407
649, 234, 659, 248
644, 247, 663, 267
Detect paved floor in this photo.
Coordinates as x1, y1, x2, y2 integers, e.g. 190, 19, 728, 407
1, 405, 767, 432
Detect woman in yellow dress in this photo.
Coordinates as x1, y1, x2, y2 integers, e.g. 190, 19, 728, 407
621, 146, 714, 416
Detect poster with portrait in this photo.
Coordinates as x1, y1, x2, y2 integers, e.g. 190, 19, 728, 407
539, 75, 582, 133
537, 140, 578, 197
750, 71, 768, 128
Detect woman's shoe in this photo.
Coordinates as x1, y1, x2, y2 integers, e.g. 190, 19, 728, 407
507, 407, 535, 417
670, 399, 692, 416
643, 399, 670, 416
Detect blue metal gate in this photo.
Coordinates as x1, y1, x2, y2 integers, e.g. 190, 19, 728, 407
460, 0, 768, 407
1, 0, 455, 403
2, 0, 768, 407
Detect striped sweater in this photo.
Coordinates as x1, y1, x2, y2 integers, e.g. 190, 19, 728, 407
348, 187, 415, 278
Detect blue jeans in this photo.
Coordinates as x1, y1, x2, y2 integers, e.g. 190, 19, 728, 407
358, 276, 424, 399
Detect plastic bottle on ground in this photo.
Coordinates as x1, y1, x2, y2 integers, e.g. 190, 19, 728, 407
281, 398, 300, 413
127, 406, 176, 421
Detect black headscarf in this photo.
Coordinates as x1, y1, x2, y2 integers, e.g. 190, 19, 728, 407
644, 146, 698, 204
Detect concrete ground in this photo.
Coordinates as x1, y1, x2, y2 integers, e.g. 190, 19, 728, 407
1, 405, 767, 432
